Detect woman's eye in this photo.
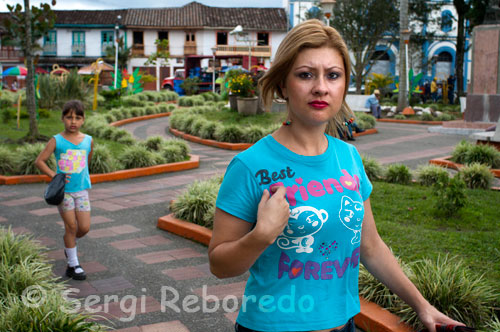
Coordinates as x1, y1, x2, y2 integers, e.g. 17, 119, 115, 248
328, 72, 340, 80
298, 72, 313, 79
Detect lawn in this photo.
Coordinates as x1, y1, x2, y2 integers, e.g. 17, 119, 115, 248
370, 181, 500, 294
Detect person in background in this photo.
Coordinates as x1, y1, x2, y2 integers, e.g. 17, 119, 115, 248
365, 89, 382, 119
208, 19, 464, 332
447, 75, 455, 104
431, 77, 438, 102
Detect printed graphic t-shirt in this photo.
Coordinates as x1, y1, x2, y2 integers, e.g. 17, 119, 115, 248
54, 133, 92, 193
216, 134, 372, 331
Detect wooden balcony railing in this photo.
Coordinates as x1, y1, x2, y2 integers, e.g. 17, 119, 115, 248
131, 44, 144, 57
101, 42, 114, 56
43, 43, 57, 56
0, 48, 23, 60
72, 43, 85, 56
215, 45, 271, 57
184, 43, 197, 55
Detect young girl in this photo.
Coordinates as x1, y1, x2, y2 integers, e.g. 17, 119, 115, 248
36, 100, 93, 280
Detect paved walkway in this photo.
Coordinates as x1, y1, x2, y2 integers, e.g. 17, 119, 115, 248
0, 118, 479, 331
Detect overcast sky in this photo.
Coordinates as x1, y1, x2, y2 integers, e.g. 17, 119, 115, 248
0, 0, 285, 11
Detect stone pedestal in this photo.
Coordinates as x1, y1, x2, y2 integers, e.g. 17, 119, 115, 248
466, 25, 500, 123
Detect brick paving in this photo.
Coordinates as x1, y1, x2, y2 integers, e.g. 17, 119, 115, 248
0, 117, 483, 331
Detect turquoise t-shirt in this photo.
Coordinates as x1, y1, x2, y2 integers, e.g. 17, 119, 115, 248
54, 133, 92, 193
216, 134, 372, 331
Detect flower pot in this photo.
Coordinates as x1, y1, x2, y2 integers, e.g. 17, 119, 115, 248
237, 96, 258, 115
229, 95, 238, 111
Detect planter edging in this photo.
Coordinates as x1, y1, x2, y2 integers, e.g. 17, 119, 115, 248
0, 155, 199, 185
169, 128, 253, 151
429, 155, 500, 178
157, 213, 415, 332
377, 119, 443, 125
354, 128, 378, 137
110, 112, 171, 127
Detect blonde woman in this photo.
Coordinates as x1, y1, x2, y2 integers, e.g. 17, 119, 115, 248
209, 20, 463, 332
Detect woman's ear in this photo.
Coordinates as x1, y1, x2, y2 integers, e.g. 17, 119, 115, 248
279, 82, 287, 100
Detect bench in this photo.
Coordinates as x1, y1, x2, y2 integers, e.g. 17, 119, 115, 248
345, 94, 371, 112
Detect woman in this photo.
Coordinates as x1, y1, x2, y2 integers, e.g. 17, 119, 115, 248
208, 20, 463, 332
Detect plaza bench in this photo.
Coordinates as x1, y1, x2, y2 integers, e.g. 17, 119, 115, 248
345, 94, 371, 112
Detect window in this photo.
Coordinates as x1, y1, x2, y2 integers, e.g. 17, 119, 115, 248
158, 31, 168, 41
437, 51, 452, 62
441, 10, 453, 32
72, 31, 85, 56
370, 50, 390, 61
217, 31, 228, 45
43, 30, 56, 56
101, 31, 114, 55
185, 32, 195, 42
133, 31, 144, 45
257, 32, 269, 46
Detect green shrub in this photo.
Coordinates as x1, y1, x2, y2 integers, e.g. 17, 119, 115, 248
121, 95, 145, 107
168, 112, 184, 129
395, 255, 497, 330
16, 143, 56, 175
199, 121, 219, 140
171, 177, 221, 228
37, 108, 51, 119
177, 114, 197, 133
243, 125, 266, 143
180, 77, 201, 96
100, 126, 115, 140
157, 103, 169, 113
141, 135, 167, 151
394, 114, 406, 120
117, 145, 161, 169
458, 163, 494, 189
160, 145, 184, 163
466, 144, 500, 168
89, 144, 116, 174
436, 113, 454, 121
420, 112, 435, 121
166, 139, 191, 157
385, 163, 412, 184
110, 128, 130, 141
0, 147, 17, 175
433, 176, 467, 216
416, 164, 450, 186
109, 108, 124, 121
451, 140, 473, 165
361, 155, 384, 181
214, 125, 244, 143
117, 135, 136, 145
355, 113, 376, 128
0, 91, 15, 109
189, 118, 208, 136
485, 315, 500, 332
104, 113, 116, 123
1, 108, 13, 123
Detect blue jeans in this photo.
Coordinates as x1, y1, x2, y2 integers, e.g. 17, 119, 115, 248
370, 104, 381, 119
235, 317, 355, 332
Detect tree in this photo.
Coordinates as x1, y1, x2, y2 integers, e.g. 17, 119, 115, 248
453, 0, 489, 97
144, 39, 170, 91
104, 36, 131, 72
2, 0, 56, 142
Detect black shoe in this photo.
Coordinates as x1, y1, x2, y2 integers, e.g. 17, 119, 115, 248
347, 137, 356, 141
66, 265, 86, 280
355, 128, 365, 133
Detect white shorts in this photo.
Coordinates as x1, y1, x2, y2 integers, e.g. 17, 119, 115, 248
58, 190, 91, 213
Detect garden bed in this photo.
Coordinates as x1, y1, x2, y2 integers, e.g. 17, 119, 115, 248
377, 118, 443, 125
0, 155, 199, 185
429, 155, 500, 178
110, 112, 171, 127
157, 213, 415, 332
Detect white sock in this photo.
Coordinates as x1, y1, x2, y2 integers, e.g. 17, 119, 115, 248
65, 247, 79, 267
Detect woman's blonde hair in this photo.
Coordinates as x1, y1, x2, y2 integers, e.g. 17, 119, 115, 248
259, 19, 353, 137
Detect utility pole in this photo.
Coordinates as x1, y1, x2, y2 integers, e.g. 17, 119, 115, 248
397, 0, 409, 112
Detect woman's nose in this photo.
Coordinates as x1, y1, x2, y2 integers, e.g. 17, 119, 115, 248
312, 77, 328, 96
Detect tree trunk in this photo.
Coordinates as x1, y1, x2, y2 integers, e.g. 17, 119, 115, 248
397, 0, 409, 112
24, 0, 40, 140
455, 7, 466, 97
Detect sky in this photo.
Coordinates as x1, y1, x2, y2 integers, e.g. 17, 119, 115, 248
0, 0, 285, 11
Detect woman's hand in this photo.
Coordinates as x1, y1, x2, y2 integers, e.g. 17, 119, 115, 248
253, 185, 290, 245
64, 174, 71, 183
418, 304, 466, 332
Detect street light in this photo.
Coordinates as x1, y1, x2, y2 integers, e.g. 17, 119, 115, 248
114, 15, 121, 89
230, 25, 257, 71
211, 46, 217, 93
402, 29, 411, 102
320, 0, 336, 26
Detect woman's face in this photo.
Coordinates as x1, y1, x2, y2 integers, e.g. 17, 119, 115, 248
281, 46, 345, 128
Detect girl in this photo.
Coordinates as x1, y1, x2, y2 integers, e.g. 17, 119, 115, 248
36, 100, 93, 280
208, 20, 464, 332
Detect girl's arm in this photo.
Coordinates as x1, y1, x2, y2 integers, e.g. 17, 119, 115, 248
88, 138, 94, 165
360, 199, 464, 332
208, 186, 290, 278
35, 138, 57, 178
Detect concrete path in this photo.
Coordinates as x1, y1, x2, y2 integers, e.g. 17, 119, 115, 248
0, 118, 477, 331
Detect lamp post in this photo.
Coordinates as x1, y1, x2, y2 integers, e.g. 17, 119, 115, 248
230, 25, 257, 71
320, 0, 336, 26
402, 29, 411, 103
114, 15, 121, 89
211, 46, 217, 93
91, 58, 104, 111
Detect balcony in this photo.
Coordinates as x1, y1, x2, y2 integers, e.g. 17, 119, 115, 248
131, 44, 144, 57
184, 42, 196, 55
215, 45, 271, 57
72, 43, 85, 57
43, 42, 57, 56
101, 41, 114, 56
0, 47, 23, 61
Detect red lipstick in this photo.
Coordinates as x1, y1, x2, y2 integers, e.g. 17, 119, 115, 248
309, 100, 329, 109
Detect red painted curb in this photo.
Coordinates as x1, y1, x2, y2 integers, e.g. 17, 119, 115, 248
377, 119, 443, 125
429, 156, 500, 178
169, 128, 253, 151
110, 112, 171, 127
158, 213, 416, 332
0, 155, 199, 185
354, 128, 378, 137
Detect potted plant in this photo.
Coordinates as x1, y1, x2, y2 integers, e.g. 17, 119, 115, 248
229, 74, 258, 115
